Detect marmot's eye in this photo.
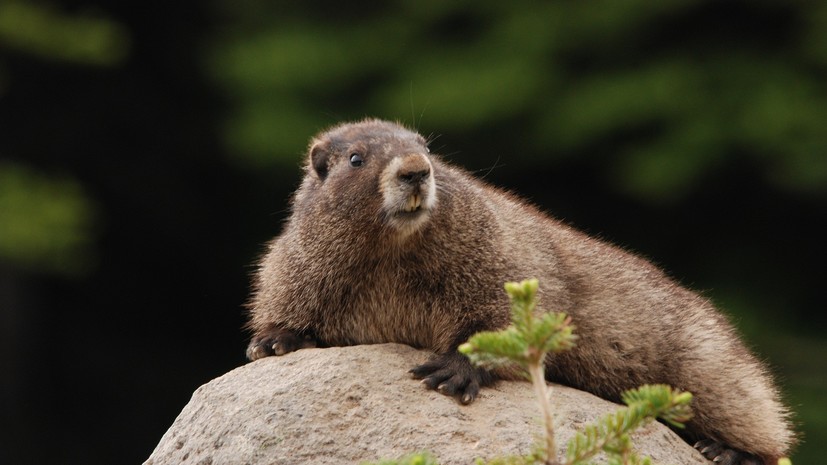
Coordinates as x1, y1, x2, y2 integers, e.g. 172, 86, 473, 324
349, 153, 364, 167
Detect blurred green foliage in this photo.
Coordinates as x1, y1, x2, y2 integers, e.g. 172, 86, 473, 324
0, 2, 123, 275
208, 0, 827, 202
0, 162, 96, 275
0, 1, 128, 66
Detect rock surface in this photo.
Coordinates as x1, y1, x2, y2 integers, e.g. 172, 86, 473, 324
145, 344, 708, 465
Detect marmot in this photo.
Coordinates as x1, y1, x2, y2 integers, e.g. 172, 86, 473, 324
245, 119, 794, 465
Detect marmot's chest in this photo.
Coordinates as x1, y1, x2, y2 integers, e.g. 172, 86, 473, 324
313, 268, 445, 349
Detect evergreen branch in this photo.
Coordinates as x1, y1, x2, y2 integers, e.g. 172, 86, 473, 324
565, 385, 693, 465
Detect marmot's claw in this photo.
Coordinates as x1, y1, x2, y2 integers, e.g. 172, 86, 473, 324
410, 351, 492, 405
246, 341, 275, 360
246, 329, 316, 361
694, 439, 762, 465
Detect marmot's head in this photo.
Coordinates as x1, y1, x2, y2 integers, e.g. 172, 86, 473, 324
298, 119, 437, 239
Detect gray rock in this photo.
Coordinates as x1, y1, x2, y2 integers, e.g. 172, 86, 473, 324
145, 344, 708, 465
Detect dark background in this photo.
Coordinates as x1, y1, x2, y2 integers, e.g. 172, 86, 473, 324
1, 1, 825, 464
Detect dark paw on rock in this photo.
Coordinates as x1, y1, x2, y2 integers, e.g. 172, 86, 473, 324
409, 351, 493, 405
694, 439, 762, 465
246, 329, 317, 361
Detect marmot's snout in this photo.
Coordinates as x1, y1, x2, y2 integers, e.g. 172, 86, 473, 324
398, 160, 430, 186
397, 154, 432, 213
380, 152, 437, 236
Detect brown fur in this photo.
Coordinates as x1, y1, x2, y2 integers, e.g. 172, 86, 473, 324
245, 119, 795, 464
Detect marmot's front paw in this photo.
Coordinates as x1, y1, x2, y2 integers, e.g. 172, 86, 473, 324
694, 439, 762, 465
246, 329, 317, 361
409, 351, 494, 405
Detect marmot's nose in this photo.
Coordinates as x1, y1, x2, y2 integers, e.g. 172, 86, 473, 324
397, 153, 431, 185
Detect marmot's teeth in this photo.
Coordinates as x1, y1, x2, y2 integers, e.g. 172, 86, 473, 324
406, 194, 422, 212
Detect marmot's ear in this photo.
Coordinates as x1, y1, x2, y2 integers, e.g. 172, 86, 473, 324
310, 142, 329, 180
